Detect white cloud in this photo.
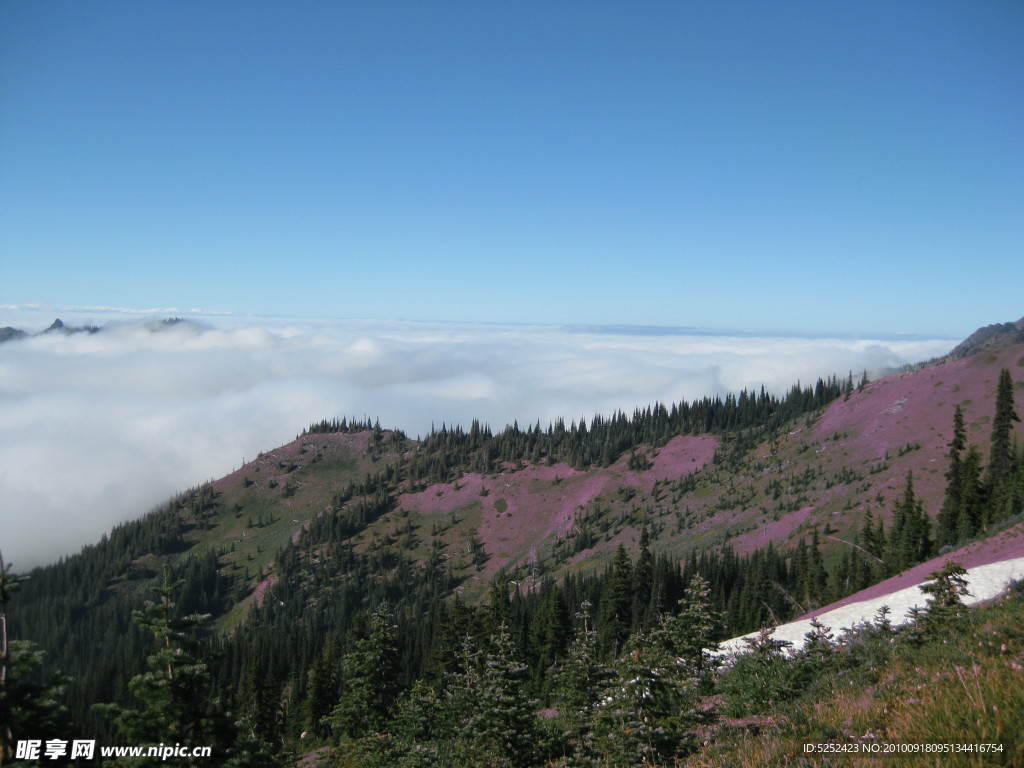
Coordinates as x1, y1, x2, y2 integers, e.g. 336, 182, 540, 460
0, 310, 956, 570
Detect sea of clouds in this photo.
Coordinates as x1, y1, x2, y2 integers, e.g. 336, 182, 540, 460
0, 306, 956, 570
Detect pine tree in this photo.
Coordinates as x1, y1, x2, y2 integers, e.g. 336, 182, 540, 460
1, 552, 70, 764
631, 527, 654, 631
328, 602, 400, 739
937, 405, 967, 548
447, 624, 539, 765
598, 545, 633, 657
988, 368, 1020, 521
553, 602, 607, 731
957, 446, 985, 540
94, 566, 240, 766
591, 631, 694, 766
653, 574, 720, 683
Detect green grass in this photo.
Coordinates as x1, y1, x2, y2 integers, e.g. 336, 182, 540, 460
683, 585, 1024, 767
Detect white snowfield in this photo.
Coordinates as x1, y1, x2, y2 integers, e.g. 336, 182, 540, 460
716, 556, 1024, 656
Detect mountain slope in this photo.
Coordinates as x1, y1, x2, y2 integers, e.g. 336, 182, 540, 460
949, 314, 1024, 358
7, 321, 1023, 762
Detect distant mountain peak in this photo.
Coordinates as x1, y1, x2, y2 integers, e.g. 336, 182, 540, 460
950, 315, 1024, 358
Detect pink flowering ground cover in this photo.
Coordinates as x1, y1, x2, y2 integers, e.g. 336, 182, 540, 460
398, 434, 718, 579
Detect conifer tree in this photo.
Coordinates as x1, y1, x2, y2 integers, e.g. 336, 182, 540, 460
631, 527, 654, 631
1, 552, 70, 765
328, 602, 400, 739
95, 567, 242, 766
553, 602, 607, 731
987, 368, 1020, 520
916, 561, 970, 640
301, 649, 337, 739
653, 574, 720, 682
591, 632, 692, 767
957, 446, 985, 540
886, 472, 931, 571
937, 405, 967, 548
718, 627, 794, 716
598, 545, 633, 656
807, 529, 827, 605
447, 624, 539, 765
528, 584, 569, 697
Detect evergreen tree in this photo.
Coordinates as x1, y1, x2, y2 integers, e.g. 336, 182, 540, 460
915, 561, 970, 641
718, 627, 794, 716
957, 446, 985, 540
94, 567, 245, 766
598, 545, 633, 657
591, 630, 698, 766
447, 624, 540, 766
631, 528, 654, 631
553, 602, 607, 734
792, 617, 837, 688
527, 584, 569, 698
483, 580, 513, 637
988, 368, 1020, 520
937, 405, 967, 548
653, 574, 720, 682
861, 507, 878, 556
391, 678, 446, 746
1, 552, 70, 764
301, 649, 337, 739
328, 603, 400, 739
886, 472, 931, 571
802, 530, 827, 607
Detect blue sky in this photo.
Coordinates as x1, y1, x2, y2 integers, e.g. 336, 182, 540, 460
2, 1, 1022, 336
4, 1, 1022, 566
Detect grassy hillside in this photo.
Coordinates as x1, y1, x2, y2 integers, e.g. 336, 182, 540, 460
199, 341, 1024, 610
688, 576, 1024, 767
6, 338, 1022, 764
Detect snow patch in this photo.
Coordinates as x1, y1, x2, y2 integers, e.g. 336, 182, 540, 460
717, 556, 1024, 656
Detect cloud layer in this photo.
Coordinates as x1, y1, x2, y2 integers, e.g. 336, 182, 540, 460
0, 311, 955, 569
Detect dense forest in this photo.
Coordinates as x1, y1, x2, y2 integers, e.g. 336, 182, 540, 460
2, 366, 1021, 766
306, 373, 855, 484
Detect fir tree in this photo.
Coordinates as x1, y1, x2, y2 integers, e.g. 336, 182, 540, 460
553, 602, 607, 735
988, 368, 1020, 520
915, 561, 970, 641
598, 545, 633, 657
447, 624, 540, 765
937, 405, 967, 548
300, 649, 337, 739
94, 567, 243, 766
328, 603, 400, 739
591, 632, 693, 767
653, 574, 720, 682
718, 627, 794, 716
1, 552, 70, 764
527, 584, 569, 698
957, 446, 985, 540
886, 472, 931, 571
631, 527, 654, 631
